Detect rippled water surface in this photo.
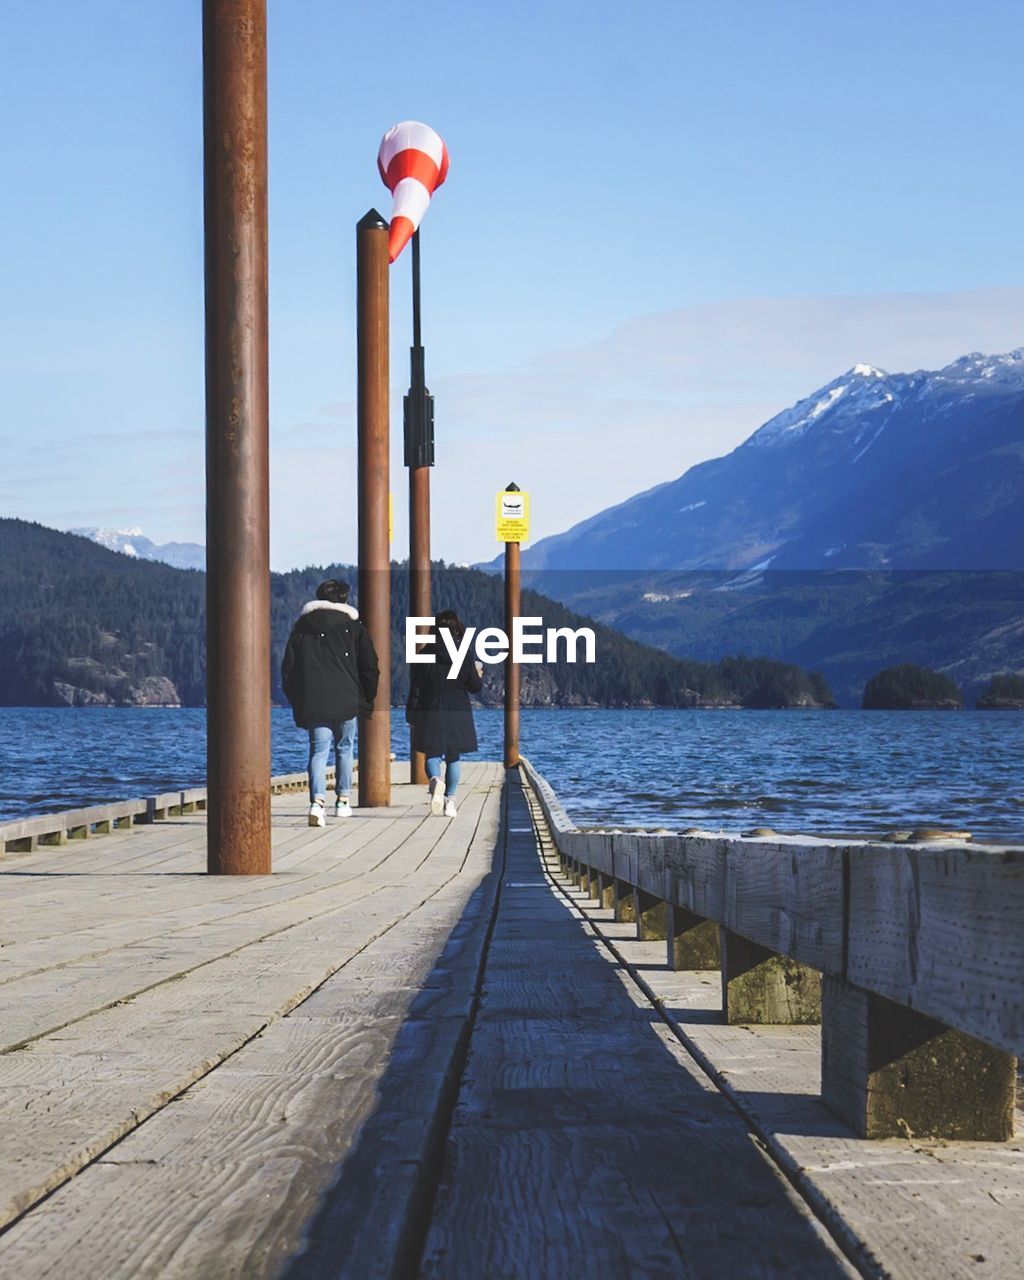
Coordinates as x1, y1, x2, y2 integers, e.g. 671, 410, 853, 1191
0, 707, 1020, 841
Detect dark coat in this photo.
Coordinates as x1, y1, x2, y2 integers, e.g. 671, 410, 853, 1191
281, 601, 379, 728
406, 651, 483, 757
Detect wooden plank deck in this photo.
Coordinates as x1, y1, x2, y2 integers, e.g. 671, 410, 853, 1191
2, 765, 1015, 1278
0, 764, 505, 1278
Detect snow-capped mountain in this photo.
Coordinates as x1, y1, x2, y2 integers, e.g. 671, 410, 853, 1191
70, 527, 205, 571
520, 349, 1024, 572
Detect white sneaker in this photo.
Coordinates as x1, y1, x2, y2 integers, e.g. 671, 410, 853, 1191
308, 800, 326, 828
334, 797, 352, 819
443, 797, 458, 819
429, 776, 445, 816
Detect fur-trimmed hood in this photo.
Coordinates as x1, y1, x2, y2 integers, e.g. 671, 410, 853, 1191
298, 600, 358, 620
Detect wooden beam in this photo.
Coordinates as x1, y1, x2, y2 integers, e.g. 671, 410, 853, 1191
613, 879, 637, 924
821, 976, 1016, 1140
847, 844, 1024, 1055
721, 930, 821, 1025
667, 904, 720, 970
637, 889, 667, 941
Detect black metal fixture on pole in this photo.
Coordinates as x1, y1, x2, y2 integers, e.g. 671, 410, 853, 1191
404, 230, 435, 469
406, 229, 434, 785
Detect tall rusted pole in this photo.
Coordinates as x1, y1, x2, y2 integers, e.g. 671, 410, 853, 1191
203, 0, 271, 874
504, 536, 521, 769
357, 210, 392, 807
409, 467, 430, 784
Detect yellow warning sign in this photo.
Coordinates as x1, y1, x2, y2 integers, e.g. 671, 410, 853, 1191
496, 490, 530, 543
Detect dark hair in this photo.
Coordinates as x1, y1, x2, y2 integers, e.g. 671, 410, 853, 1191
434, 608, 465, 644
316, 579, 350, 604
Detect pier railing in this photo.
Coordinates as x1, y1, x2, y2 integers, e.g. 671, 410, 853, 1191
0, 771, 327, 854
522, 758, 1022, 1142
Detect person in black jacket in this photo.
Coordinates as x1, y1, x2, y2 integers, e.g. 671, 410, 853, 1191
281, 580, 379, 827
406, 609, 483, 819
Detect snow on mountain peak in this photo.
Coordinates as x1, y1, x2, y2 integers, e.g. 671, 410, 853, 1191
746, 348, 1024, 452
746, 365, 895, 450
937, 348, 1024, 384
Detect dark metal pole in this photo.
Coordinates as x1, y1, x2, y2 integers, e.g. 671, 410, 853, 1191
504, 514, 521, 770
357, 210, 392, 807
406, 229, 433, 785
203, 0, 271, 875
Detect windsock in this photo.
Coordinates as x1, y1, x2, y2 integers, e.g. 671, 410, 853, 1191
377, 121, 450, 263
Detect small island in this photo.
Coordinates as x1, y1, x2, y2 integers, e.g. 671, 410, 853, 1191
976, 673, 1024, 710
862, 663, 963, 710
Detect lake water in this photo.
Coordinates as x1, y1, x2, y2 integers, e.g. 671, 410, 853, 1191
0, 707, 1021, 842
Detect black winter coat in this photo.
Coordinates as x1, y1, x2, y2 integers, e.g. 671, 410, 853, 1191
281, 602, 379, 728
406, 653, 483, 757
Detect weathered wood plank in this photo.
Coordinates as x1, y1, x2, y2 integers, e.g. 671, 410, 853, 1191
0, 769, 505, 1246
419, 785, 853, 1279
847, 844, 1024, 1055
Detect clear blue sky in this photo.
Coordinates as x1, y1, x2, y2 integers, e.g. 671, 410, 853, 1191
1, 1, 1022, 567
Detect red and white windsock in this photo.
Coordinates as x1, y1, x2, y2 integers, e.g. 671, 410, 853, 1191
377, 121, 450, 263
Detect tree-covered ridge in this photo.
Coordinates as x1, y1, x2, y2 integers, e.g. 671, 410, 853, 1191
976, 673, 1024, 709
862, 663, 963, 710
0, 519, 834, 709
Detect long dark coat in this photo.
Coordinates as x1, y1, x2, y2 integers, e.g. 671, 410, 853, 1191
406, 652, 484, 757
281, 601, 379, 728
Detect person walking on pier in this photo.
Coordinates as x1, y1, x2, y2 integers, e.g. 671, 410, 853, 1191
406, 609, 483, 818
281, 580, 379, 827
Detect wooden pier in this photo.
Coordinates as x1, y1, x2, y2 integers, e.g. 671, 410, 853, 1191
0, 765, 1021, 1278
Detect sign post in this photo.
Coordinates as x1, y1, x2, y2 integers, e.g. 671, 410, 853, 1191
497, 484, 529, 769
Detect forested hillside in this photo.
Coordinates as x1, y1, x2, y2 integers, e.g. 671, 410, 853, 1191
0, 519, 833, 709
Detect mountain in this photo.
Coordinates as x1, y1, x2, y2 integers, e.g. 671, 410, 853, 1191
0, 520, 832, 709
69, 526, 205, 571
553, 567, 1022, 706
521, 350, 1024, 572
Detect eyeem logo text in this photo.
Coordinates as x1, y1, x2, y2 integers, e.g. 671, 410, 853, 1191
406, 616, 597, 679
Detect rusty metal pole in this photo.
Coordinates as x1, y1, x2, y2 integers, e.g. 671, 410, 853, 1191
504, 536, 521, 769
357, 210, 392, 807
203, 0, 271, 875
409, 466, 430, 784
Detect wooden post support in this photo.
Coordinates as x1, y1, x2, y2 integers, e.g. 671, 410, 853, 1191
356, 210, 392, 808
580, 865, 593, 898
203, 0, 272, 875
503, 534, 521, 769
667, 904, 720, 970
821, 976, 1017, 1140
597, 872, 615, 910
637, 889, 667, 941
614, 879, 637, 924
720, 929, 821, 1024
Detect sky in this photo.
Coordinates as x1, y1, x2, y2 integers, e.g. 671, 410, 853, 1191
1, 0, 1022, 569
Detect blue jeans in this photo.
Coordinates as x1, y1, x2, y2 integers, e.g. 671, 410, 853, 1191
308, 719, 356, 802
426, 752, 461, 797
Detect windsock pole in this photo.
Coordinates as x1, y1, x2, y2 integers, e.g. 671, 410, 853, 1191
203, 0, 272, 874
357, 210, 392, 807
406, 229, 433, 785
